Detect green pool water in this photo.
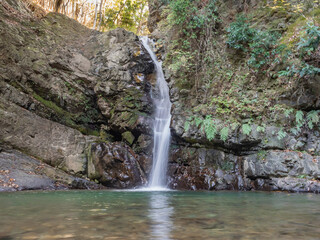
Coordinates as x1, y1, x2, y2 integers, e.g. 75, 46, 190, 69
0, 190, 319, 239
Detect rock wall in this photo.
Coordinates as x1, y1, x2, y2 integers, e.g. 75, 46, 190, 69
0, 0, 154, 191
148, 0, 320, 193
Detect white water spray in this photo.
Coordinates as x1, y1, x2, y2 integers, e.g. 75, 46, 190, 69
141, 36, 172, 189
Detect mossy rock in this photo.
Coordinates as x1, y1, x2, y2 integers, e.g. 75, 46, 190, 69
122, 131, 135, 146
281, 7, 320, 49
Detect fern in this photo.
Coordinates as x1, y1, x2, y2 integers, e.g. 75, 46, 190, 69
203, 115, 217, 141
295, 111, 304, 125
242, 124, 252, 136
284, 108, 294, 118
231, 122, 240, 130
277, 129, 287, 140
290, 127, 301, 136
184, 121, 191, 132
256, 126, 265, 133
220, 126, 229, 142
194, 117, 203, 127
307, 110, 319, 129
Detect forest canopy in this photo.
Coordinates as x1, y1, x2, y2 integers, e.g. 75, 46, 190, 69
30, 0, 149, 34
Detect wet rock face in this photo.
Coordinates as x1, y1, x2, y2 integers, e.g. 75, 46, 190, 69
88, 142, 147, 188
168, 105, 320, 193
168, 145, 320, 192
168, 146, 246, 191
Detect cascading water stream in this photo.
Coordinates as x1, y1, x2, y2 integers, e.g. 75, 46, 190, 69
141, 36, 172, 190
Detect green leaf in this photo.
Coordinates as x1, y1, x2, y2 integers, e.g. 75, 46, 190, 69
231, 122, 240, 130
184, 121, 191, 132
242, 124, 252, 136
203, 115, 217, 141
256, 126, 265, 133
290, 127, 300, 136
284, 109, 294, 118
277, 129, 287, 140
295, 111, 304, 125
220, 126, 229, 142
194, 117, 203, 127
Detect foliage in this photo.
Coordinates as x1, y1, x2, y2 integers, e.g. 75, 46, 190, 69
277, 129, 287, 140
171, 1, 320, 142
256, 126, 265, 133
226, 15, 255, 51
103, 0, 148, 34
226, 15, 282, 69
194, 117, 203, 128
278, 21, 320, 79
299, 63, 320, 77
257, 150, 267, 161
297, 21, 320, 56
184, 120, 191, 132
203, 115, 217, 141
247, 31, 282, 69
165, 0, 219, 91
31, 0, 148, 34
295, 110, 304, 126
307, 110, 320, 129
284, 109, 294, 118
168, 0, 218, 34
242, 124, 252, 136
219, 126, 229, 142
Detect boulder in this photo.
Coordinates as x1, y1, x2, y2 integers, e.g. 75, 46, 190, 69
0, 149, 103, 192
88, 142, 148, 188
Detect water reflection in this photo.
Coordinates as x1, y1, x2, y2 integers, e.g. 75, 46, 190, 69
148, 193, 174, 240
1, 191, 319, 239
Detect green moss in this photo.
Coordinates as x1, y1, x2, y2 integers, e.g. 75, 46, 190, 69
33, 93, 99, 137
128, 113, 139, 127
119, 112, 132, 121
77, 126, 99, 137
220, 161, 234, 171
257, 150, 267, 161
33, 93, 69, 116
122, 131, 135, 145
281, 8, 320, 48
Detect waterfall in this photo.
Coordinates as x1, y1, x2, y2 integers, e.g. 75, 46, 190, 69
141, 36, 172, 189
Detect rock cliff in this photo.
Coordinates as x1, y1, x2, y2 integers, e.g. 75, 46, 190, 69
0, 0, 154, 191
148, 0, 320, 192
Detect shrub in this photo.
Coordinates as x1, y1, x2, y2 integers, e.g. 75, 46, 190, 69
226, 15, 281, 69
297, 21, 320, 56
226, 15, 256, 51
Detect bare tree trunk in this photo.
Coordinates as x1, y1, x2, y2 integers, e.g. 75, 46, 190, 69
75, 2, 79, 20
92, 0, 99, 29
113, 0, 127, 26
54, 0, 63, 12
136, 2, 146, 35
97, 0, 104, 31
72, 0, 75, 19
